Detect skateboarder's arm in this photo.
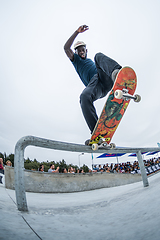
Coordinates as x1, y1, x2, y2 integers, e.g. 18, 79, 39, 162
64, 30, 78, 61
64, 25, 89, 61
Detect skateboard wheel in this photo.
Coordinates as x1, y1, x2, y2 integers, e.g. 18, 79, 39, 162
92, 143, 98, 151
114, 90, 123, 99
134, 94, 141, 102
110, 143, 116, 149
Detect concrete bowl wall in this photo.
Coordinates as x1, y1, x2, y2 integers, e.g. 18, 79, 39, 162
5, 166, 142, 193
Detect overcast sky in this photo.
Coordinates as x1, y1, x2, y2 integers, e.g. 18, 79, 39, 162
0, 0, 160, 168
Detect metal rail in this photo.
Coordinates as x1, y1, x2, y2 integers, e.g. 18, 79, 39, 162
14, 135, 160, 211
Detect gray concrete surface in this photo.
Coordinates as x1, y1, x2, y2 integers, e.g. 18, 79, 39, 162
0, 172, 160, 240
5, 166, 142, 193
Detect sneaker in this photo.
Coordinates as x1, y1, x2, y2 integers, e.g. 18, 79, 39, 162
111, 69, 119, 82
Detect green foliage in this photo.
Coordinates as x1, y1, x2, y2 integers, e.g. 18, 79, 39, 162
24, 158, 40, 171
0, 152, 4, 159
81, 164, 89, 173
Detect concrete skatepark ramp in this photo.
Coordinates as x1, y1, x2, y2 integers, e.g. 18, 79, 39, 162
1, 135, 160, 239
1, 171, 160, 240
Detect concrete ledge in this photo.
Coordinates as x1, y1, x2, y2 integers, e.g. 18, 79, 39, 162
5, 166, 142, 193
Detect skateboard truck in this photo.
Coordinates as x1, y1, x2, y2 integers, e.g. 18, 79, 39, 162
91, 138, 116, 151
114, 89, 141, 102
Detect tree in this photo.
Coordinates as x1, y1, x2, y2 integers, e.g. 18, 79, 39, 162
0, 152, 4, 159
82, 164, 89, 173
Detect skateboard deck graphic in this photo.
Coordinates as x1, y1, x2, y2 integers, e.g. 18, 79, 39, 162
89, 66, 139, 149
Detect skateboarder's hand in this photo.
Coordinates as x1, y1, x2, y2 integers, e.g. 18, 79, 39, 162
77, 25, 89, 33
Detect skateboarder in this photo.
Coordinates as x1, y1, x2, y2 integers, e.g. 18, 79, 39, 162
64, 25, 122, 133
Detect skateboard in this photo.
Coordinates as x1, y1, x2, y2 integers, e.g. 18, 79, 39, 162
88, 66, 141, 150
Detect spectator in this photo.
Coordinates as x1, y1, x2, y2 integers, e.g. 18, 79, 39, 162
39, 164, 44, 172
106, 167, 110, 173
48, 164, 59, 173
98, 164, 103, 172
137, 166, 141, 174
6, 160, 12, 167
79, 169, 84, 173
113, 166, 119, 173
131, 167, 136, 174
93, 165, 99, 171
68, 167, 75, 173
110, 163, 113, 171
0, 158, 4, 184
0, 158, 4, 174
103, 164, 106, 170
61, 168, 68, 173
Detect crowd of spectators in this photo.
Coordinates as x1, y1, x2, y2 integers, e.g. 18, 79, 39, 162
93, 157, 160, 175
1, 156, 160, 176
93, 161, 141, 174
38, 164, 86, 174
37, 157, 160, 175
144, 158, 160, 167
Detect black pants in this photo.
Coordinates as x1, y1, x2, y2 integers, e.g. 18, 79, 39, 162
80, 52, 122, 133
